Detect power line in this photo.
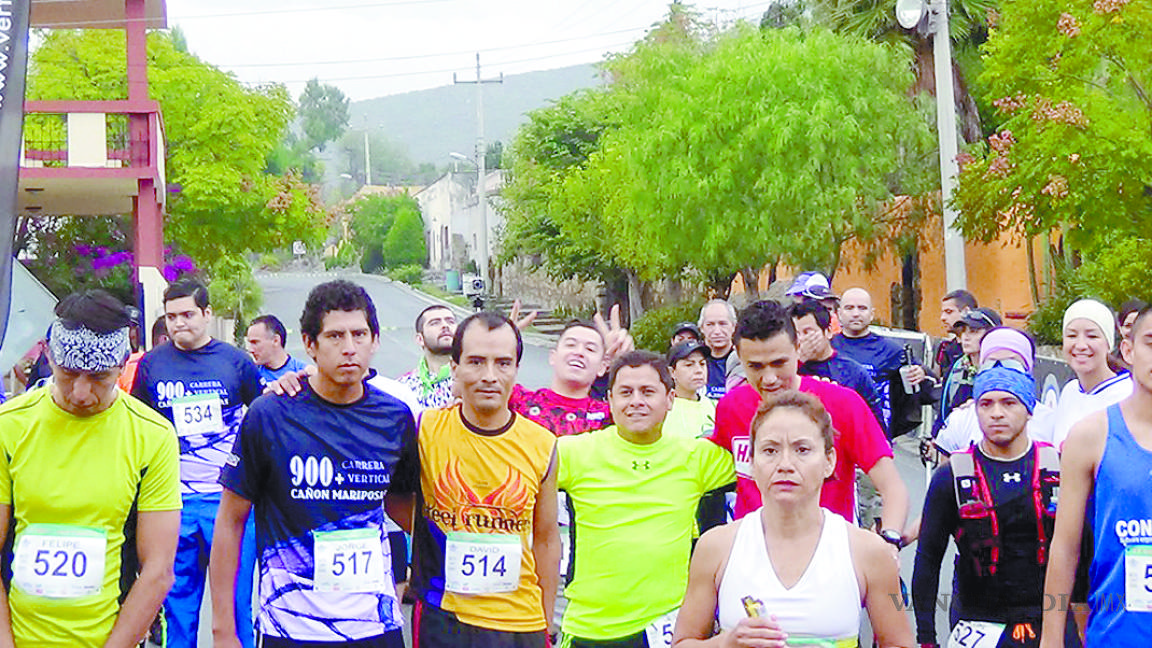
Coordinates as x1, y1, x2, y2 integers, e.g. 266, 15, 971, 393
35, 0, 457, 28
217, 0, 775, 71
221, 26, 646, 68
253, 40, 635, 85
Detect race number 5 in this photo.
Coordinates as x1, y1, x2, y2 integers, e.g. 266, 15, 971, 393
645, 608, 679, 648
1124, 545, 1152, 611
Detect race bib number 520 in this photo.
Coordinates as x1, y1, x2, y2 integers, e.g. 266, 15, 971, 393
13, 524, 107, 598
1124, 544, 1152, 611
444, 532, 522, 594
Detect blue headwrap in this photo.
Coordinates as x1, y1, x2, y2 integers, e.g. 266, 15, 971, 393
973, 365, 1037, 413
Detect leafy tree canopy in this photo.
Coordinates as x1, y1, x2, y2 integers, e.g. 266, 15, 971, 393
501, 12, 935, 292
299, 78, 350, 152
953, 0, 1152, 245
27, 29, 327, 268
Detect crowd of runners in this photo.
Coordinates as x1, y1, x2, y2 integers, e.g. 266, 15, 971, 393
0, 272, 1149, 648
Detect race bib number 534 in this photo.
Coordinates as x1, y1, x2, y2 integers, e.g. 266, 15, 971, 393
13, 524, 107, 598
172, 394, 223, 437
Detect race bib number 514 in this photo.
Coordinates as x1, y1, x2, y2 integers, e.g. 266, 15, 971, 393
444, 532, 522, 594
13, 524, 107, 598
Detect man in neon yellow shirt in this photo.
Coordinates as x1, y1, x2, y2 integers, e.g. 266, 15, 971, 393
556, 351, 734, 648
0, 290, 181, 647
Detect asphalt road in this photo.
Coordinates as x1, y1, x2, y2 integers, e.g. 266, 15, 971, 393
256, 271, 553, 388
186, 271, 953, 646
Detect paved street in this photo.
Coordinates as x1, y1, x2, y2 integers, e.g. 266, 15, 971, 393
257, 271, 553, 388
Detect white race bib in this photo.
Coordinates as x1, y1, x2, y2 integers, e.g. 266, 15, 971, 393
13, 524, 107, 598
444, 532, 522, 594
947, 620, 1006, 648
172, 393, 223, 437
732, 437, 752, 477
644, 608, 679, 648
313, 528, 388, 593
1124, 545, 1152, 612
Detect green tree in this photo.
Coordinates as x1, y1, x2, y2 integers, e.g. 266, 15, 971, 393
207, 254, 264, 346
609, 26, 934, 286
298, 78, 350, 152
953, 0, 1152, 245
382, 207, 427, 268
348, 194, 421, 272
26, 30, 327, 269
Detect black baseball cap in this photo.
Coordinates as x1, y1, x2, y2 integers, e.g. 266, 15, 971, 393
671, 321, 702, 340
667, 340, 708, 366
955, 307, 1002, 331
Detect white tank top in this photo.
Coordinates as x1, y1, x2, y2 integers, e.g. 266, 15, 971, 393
717, 508, 862, 644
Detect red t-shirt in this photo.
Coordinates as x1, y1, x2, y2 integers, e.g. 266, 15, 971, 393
509, 385, 612, 437
707, 377, 892, 521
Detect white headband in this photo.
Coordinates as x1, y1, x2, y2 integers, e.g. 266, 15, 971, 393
1063, 299, 1116, 350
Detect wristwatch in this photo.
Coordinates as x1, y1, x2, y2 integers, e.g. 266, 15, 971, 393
879, 528, 904, 549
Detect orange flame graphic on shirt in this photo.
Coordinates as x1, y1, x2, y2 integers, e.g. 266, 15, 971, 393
431, 459, 533, 533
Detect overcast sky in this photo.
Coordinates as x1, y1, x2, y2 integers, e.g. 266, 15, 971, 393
165, 1, 776, 101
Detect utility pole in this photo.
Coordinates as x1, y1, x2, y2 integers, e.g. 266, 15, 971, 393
454, 53, 502, 286
931, 0, 967, 290
363, 128, 372, 186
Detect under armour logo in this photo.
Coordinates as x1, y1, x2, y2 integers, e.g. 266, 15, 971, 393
1003, 472, 1022, 483
632, 461, 650, 471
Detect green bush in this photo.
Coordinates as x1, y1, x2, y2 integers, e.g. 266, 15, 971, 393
389, 264, 424, 285
257, 252, 281, 271
631, 300, 705, 353
324, 241, 357, 270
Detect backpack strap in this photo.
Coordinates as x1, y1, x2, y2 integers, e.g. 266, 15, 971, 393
951, 448, 981, 510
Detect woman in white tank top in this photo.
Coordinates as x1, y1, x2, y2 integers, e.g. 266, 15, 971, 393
672, 391, 913, 648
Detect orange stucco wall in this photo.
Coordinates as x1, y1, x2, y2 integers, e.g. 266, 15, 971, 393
734, 213, 1047, 336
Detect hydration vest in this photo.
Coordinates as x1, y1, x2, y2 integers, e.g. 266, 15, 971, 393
951, 442, 1060, 578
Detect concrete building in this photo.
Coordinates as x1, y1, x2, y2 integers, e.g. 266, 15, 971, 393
415, 170, 504, 277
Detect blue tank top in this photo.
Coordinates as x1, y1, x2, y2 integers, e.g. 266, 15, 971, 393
1087, 404, 1152, 644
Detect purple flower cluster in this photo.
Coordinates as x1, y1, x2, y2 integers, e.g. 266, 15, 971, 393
163, 255, 198, 281
70, 243, 199, 281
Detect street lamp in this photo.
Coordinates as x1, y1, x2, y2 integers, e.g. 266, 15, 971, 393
897, 0, 967, 291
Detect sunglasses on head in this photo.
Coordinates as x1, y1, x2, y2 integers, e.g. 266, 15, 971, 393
979, 358, 1029, 374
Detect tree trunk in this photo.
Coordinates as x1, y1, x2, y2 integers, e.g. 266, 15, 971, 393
1026, 235, 1040, 308
912, 36, 983, 144
740, 267, 761, 302
627, 270, 644, 324
667, 276, 683, 304
602, 269, 630, 327
707, 271, 737, 300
